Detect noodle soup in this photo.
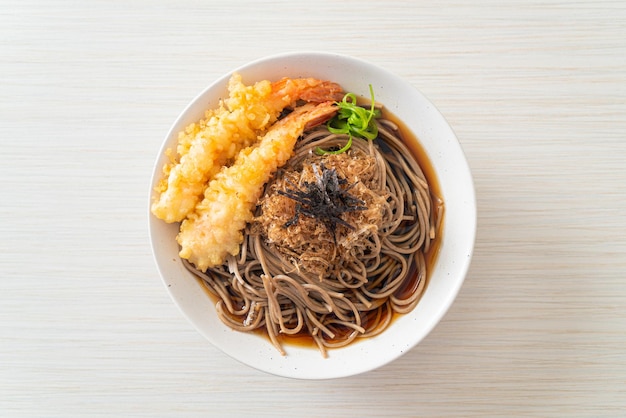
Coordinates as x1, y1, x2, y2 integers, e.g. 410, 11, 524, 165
191, 109, 444, 353
164, 89, 444, 357
149, 52, 475, 378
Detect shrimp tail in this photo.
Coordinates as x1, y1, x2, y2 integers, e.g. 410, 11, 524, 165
269, 78, 343, 110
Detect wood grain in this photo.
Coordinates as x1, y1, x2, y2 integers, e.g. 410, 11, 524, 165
1, 0, 625, 416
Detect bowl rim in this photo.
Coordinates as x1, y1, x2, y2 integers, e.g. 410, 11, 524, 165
148, 51, 476, 379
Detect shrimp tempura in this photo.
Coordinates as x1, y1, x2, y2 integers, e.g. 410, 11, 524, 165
151, 74, 342, 223
177, 101, 338, 271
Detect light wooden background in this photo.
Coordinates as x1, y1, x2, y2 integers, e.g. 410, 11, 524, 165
2, 0, 625, 416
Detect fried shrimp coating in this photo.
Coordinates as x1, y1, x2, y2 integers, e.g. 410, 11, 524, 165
177, 101, 338, 271
151, 74, 343, 223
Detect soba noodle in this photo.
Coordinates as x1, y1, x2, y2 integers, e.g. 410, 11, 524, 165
184, 116, 442, 357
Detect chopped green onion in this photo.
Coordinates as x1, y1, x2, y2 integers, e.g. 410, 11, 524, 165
314, 136, 352, 156
315, 84, 380, 155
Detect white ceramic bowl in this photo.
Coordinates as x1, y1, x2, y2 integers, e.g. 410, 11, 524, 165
149, 52, 476, 379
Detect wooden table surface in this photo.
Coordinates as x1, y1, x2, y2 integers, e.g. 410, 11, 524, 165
2, 0, 625, 416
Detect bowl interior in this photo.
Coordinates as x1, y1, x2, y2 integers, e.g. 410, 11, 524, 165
149, 52, 476, 379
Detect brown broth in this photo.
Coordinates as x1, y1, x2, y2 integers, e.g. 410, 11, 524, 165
384, 107, 445, 299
